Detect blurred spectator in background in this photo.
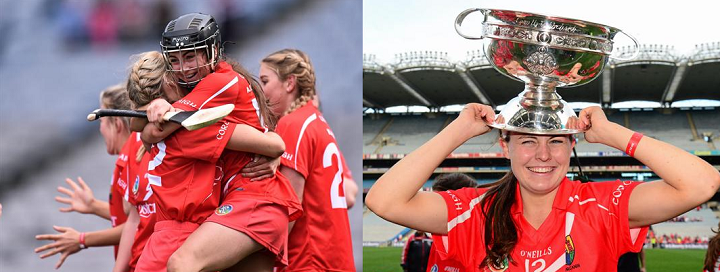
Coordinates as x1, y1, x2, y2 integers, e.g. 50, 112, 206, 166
56, 0, 89, 51
154, 0, 174, 38
87, 0, 117, 50
116, 0, 148, 42
703, 222, 720, 272
53, 0, 176, 51
402, 231, 432, 272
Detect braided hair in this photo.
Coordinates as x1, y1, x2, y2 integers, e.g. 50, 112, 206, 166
261, 49, 316, 116
125, 51, 179, 160
126, 51, 178, 109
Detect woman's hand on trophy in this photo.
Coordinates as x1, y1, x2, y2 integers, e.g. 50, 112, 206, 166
457, 103, 496, 137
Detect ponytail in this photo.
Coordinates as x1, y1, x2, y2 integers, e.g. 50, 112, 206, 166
261, 49, 316, 116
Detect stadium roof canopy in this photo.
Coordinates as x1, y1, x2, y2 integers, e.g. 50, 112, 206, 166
363, 43, 720, 109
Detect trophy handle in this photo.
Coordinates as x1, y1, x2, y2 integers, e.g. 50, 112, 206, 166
455, 8, 485, 40
610, 30, 640, 61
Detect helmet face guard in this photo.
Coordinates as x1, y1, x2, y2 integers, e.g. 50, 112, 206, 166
161, 13, 222, 89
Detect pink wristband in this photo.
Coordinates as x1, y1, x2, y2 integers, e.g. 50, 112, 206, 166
625, 132, 643, 157
79, 233, 87, 249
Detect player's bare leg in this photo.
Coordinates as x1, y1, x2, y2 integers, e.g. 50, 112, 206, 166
223, 250, 274, 272
167, 222, 263, 272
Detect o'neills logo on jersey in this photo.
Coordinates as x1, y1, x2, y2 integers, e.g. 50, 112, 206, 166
443, 266, 459, 272
176, 99, 198, 109
215, 204, 233, 216
138, 203, 156, 218
281, 152, 293, 161
520, 246, 552, 259
564, 235, 575, 265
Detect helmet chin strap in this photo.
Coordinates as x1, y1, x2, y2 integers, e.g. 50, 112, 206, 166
572, 146, 591, 183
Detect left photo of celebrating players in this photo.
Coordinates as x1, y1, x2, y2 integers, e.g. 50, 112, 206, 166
0, 1, 362, 271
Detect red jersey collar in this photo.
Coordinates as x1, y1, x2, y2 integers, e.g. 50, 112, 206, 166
510, 176, 574, 215
215, 61, 231, 73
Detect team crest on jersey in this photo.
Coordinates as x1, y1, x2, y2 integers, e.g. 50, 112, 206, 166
132, 176, 139, 195
430, 264, 438, 272
215, 204, 233, 216
564, 234, 576, 265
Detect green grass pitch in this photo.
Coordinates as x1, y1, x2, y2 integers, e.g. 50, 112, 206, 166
363, 247, 707, 272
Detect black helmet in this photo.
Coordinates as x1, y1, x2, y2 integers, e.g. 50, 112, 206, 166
160, 13, 222, 88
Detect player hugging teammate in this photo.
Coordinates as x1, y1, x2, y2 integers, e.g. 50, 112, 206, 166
37, 12, 357, 272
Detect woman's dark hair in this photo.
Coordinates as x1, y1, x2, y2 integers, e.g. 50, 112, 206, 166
432, 173, 477, 191
223, 57, 277, 130
704, 222, 720, 271
474, 131, 518, 269
477, 171, 518, 269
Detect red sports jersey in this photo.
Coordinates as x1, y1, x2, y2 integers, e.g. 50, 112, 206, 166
277, 103, 355, 271
108, 132, 138, 257
148, 60, 262, 224
123, 135, 155, 271
427, 235, 466, 272
173, 61, 265, 192
434, 178, 648, 272
146, 120, 236, 224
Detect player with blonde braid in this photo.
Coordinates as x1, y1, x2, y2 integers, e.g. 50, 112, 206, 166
35, 85, 135, 269
260, 49, 355, 271
112, 51, 183, 272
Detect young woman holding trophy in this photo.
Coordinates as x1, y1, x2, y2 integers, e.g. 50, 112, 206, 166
366, 8, 720, 271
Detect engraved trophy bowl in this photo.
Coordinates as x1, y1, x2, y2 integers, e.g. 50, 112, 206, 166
455, 8, 638, 134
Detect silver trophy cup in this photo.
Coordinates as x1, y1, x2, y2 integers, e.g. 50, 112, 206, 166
455, 8, 638, 134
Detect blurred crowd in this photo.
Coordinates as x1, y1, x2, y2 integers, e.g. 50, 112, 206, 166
666, 215, 704, 223
44, 0, 174, 50
649, 231, 710, 248
39, 0, 299, 52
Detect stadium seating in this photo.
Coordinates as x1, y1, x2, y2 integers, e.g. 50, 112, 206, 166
363, 209, 408, 244
363, 108, 719, 156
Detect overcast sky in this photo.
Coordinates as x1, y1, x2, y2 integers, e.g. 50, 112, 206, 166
363, 0, 720, 109
364, 0, 720, 64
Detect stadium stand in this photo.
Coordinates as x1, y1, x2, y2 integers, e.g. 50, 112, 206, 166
363, 210, 407, 246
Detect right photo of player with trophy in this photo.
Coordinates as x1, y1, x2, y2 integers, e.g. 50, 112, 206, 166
362, 0, 720, 271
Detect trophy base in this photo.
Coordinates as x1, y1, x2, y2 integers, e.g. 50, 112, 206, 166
488, 121, 583, 135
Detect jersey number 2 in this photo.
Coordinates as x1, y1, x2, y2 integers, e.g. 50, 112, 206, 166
323, 142, 346, 209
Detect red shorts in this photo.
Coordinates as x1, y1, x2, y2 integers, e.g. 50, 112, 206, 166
134, 220, 199, 272
205, 193, 291, 266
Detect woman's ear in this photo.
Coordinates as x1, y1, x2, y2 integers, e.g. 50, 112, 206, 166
284, 74, 297, 93
499, 137, 510, 159
113, 117, 127, 133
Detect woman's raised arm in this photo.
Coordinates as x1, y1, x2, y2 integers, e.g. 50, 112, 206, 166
366, 103, 496, 234
573, 106, 720, 228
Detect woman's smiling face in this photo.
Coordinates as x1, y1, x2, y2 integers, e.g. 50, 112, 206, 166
501, 132, 575, 195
